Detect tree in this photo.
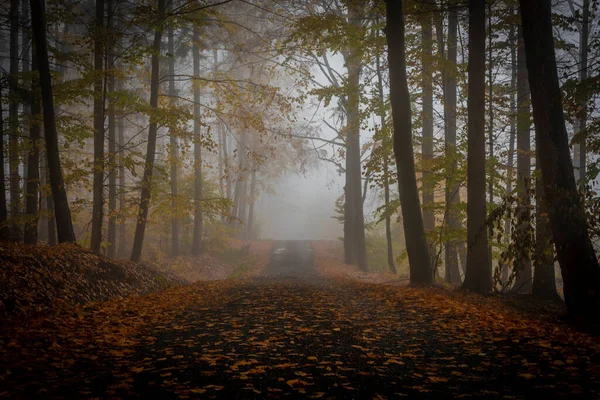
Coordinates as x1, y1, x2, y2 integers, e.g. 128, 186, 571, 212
385, 0, 432, 285
130, 0, 165, 262
168, 3, 180, 257
90, 0, 105, 253
106, 0, 117, 258
463, 0, 490, 293
30, 0, 76, 243
9, 0, 21, 241
343, 3, 368, 272
512, 26, 532, 294
191, 19, 203, 256
440, 0, 461, 284
519, 0, 600, 316
374, 30, 396, 274
24, 41, 41, 245
0, 84, 8, 239
421, 0, 435, 258
532, 152, 558, 300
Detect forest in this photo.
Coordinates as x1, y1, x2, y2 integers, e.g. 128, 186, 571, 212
1, 0, 600, 397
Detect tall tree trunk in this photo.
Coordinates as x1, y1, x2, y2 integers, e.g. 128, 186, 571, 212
239, 177, 248, 227
22, 0, 30, 220
421, 0, 435, 261
214, 50, 226, 225
343, 5, 367, 272
106, 0, 117, 258
30, 0, 76, 243
24, 41, 40, 245
130, 0, 165, 262
463, 0, 490, 293
503, 15, 517, 286
247, 168, 256, 239
191, 22, 203, 256
519, 0, 600, 316
385, 0, 432, 284
90, 0, 105, 253
9, 0, 21, 241
442, 0, 461, 285
375, 39, 396, 275
168, 10, 179, 257
577, 0, 589, 188
487, 3, 494, 274
0, 84, 8, 238
532, 148, 558, 300
117, 81, 126, 257
512, 26, 532, 293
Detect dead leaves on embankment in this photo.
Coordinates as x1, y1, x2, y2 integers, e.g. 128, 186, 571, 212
0, 242, 187, 321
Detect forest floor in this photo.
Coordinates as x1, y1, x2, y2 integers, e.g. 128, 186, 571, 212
1, 240, 600, 398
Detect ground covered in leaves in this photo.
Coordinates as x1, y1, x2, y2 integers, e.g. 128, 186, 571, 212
1, 241, 599, 398
0, 240, 269, 321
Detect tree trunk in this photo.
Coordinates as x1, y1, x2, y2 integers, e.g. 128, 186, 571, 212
375, 39, 396, 274
22, 0, 30, 226
487, 3, 494, 274
106, 0, 117, 258
130, 0, 165, 262
512, 26, 532, 293
9, 0, 22, 241
577, 0, 589, 188
421, 0, 435, 260
24, 41, 40, 245
343, 5, 368, 272
0, 84, 8, 238
191, 22, 203, 256
440, 0, 461, 285
385, 0, 432, 284
90, 0, 105, 253
503, 15, 517, 286
168, 11, 179, 257
463, 0, 490, 293
532, 149, 558, 300
519, 0, 600, 316
117, 81, 126, 257
247, 169, 256, 239
30, 0, 76, 243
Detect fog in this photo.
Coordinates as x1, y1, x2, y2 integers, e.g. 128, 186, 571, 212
255, 166, 343, 241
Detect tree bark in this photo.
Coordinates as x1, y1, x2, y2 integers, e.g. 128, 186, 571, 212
503, 15, 517, 286
9, 0, 22, 241
512, 26, 532, 293
577, 0, 589, 188
463, 0, 490, 293
0, 84, 8, 239
421, 0, 435, 260
385, 0, 432, 284
24, 41, 40, 245
22, 0, 30, 225
130, 0, 165, 262
247, 168, 256, 239
343, 5, 368, 272
487, 2, 494, 274
191, 21, 203, 256
520, 0, 600, 316
440, 0, 461, 285
30, 0, 76, 243
375, 39, 396, 275
90, 0, 105, 253
106, 0, 117, 258
532, 149, 558, 300
168, 9, 179, 257
117, 83, 126, 257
